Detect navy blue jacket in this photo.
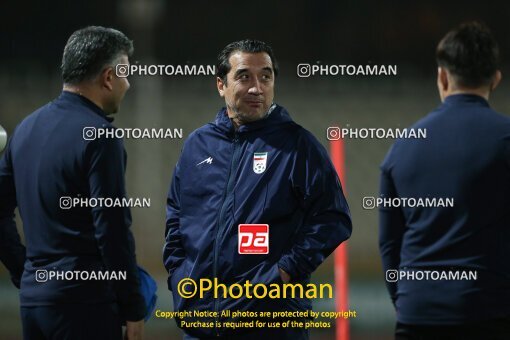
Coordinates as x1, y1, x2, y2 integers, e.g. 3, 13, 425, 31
0, 91, 145, 321
379, 94, 510, 325
0, 148, 25, 287
164, 104, 352, 337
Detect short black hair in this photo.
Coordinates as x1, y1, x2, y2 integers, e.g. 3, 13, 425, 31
62, 26, 133, 84
216, 39, 278, 84
436, 21, 499, 88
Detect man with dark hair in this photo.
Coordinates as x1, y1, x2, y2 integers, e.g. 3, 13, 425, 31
215, 39, 279, 84
379, 22, 510, 339
0, 26, 145, 339
164, 39, 352, 339
436, 21, 500, 89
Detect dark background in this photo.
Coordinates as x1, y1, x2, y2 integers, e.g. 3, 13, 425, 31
2, 1, 510, 73
1, 1, 509, 339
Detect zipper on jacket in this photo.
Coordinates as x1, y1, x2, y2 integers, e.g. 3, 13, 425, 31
212, 132, 241, 336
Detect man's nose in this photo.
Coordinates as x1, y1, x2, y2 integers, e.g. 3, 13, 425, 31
248, 78, 262, 95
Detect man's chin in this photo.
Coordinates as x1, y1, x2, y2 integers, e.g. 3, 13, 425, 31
239, 108, 267, 122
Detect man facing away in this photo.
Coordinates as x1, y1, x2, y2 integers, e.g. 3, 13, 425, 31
164, 39, 352, 339
0, 26, 145, 340
379, 22, 510, 339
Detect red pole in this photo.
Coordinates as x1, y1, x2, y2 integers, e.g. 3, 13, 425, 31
330, 137, 349, 340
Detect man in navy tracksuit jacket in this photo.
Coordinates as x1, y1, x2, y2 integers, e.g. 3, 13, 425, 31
0, 162, 25, 288
164, 40, 352, 339
379, 22, 510, 339
0, 121, 25, 288
0, 27, 145, 339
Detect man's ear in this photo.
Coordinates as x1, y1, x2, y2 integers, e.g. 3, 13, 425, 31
101, 67, 115, 91
437, 67, 449, 92
490, 70, 502, 91
217, 77, 226, 97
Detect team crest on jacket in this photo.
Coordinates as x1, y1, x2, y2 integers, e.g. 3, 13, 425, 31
253, 152, 268, 174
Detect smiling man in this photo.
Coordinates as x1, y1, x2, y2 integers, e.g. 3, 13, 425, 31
163, 39, 352, 339
218, 49, 274, 127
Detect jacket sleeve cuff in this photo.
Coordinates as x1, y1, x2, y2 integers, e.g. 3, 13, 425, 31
119, 293, 147, 321
278, 256, 302, 281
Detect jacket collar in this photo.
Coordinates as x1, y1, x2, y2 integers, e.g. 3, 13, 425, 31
58, 91, 114, 122
213, 103, 294, 135
443, 94, 489, 108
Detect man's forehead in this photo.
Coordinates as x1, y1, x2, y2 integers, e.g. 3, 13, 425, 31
228, 51, 273, 71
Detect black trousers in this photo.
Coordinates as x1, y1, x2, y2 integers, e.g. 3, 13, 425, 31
21, 303, 122, 340
395, 318, 510, 340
